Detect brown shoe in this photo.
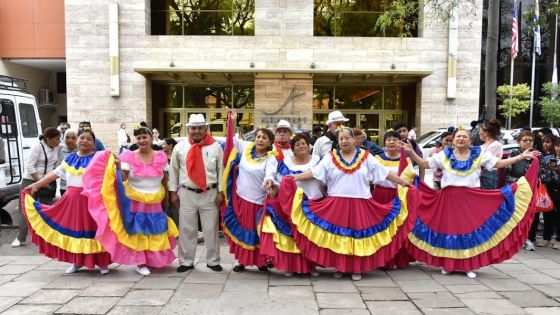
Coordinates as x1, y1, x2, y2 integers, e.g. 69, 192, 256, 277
537, 240, 552, 247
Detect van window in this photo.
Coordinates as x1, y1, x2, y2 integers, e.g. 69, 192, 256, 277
18, 103, 38, 138
0, 99, 18, 137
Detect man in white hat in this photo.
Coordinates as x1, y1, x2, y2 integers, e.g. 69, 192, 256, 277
312, 110, 349, 159
273, 119, 294, 160
169, 114, 224, 273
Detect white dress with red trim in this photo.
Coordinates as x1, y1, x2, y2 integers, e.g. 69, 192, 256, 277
81, 150, 178, 268
21, 152, 111, 269
283, 148, 417, 273
406, 146, 539, 271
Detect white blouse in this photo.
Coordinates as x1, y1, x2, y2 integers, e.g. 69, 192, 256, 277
121, 161, 168, 194
276, 155, 324, 200
312, 151, 389, 199
234, 139, 278, 205
373, 154, 415, 189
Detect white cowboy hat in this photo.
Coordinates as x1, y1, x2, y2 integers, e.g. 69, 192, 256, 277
275, 120, 294, 133
326, 110, 349, 125
186, 114, 208, 127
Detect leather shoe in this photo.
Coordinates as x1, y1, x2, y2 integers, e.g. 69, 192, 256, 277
207, 264, 223, 272
176, 265, 194, 273
232, 264, 245, 272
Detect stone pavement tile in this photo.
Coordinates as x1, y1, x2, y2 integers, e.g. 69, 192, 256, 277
513, 273, 560, 285
0, 274, 17, 285
524, 307, 560, 315
396, 280, 446, 293
519, 258, 560, 269
14, 270, 63, 283
320, 309, 370, 315
359, 287, 407, 300
95, 268, 143, 283
493, 263, 540, 274
432, 273, 483, 285
269, 273, 311, 286
354, 270, 397, 287
387, 266, 432, 281
44, 275, 98, 289
478, 278, 532, 291
0, 297, 22, 312
148, 265, 189, 277
184, 271, 228, 284
161, 298, 224, 314
21, 289, 80, 304
223, 279, 268, 292
539, 269, 560, 279
0, 281, 47, 297
227, 269, 270, 280
419, 308, 475, 315
366, 301, 421, 314
265, 300, 318, 315
173, 283, 223, 299
2, 304, 61, 315
460, 298, 525, 315
0, 256, 17, 266
316, 293, 365, 309
118, 289, 174, 306
0, 264, 39, 275
499, 291, 560, 308
55, 297, 119, 314
134, 276, 182, 289
35, 261, 68, 271
194, 262, 232, 274
80, 281, 134, 297
311, 278, 357, 292
407, 292, 465, 308
445, 284, 491, 294
268, 285, 315, 300
9, 256, 51, 265
107, 306, 162, 315
475, 267, 511, 279
532, 284, 560, 297
454, 291, 503, 299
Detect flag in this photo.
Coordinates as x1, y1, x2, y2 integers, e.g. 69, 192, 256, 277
534, 0, 542, 55
511, 0, 519, 59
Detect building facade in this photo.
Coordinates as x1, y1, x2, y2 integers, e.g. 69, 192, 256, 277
65, 0, 483, 148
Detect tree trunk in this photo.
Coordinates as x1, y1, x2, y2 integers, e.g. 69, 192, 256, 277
485, 0, 500, 120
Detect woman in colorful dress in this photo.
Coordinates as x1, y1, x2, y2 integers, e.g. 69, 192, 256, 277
21, 128, 111, 274
82, 126, 178, 276
260, 134, 323, 277
59, 129, 78, 196
402, 128, 539, 278
290, 127, 413, 281
223, 109, 278, 272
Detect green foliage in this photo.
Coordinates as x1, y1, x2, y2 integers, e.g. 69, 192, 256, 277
496, 84, 532, 118
374, 0, 419, 37
540, 82, 560, 126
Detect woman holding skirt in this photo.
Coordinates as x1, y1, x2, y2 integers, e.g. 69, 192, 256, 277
21, 128, 111, 274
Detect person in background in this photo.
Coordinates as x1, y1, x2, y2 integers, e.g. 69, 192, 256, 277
161, 137, 179, 226
162, 138, 178, 163
117, 123, 130, 154
310, 126, 323, 145
431, 131, 454, 190
12, 127, 62, 248
59, 122, 71, 140
536, 135, 560, 248
59, 129, 78, 196
539, 127, 553, 140
479, 119, 503, 189
544, 139, 560, 250
153, 128, 165, 147
393, 121, 424, 178
408, 125, 417, 141
354, 128, 384, 156
273, 120, 294, 159
313, 111, 349, 159
78, 121, 105, 151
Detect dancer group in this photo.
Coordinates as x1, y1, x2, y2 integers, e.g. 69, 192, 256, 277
18, 110, 541, 281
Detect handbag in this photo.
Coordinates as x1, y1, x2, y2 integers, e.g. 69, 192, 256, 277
35, 143, 57, 199
536, 180, 554, 212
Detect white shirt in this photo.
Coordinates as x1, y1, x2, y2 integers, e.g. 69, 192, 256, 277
373, 155, 414, 189
121, 159, 169, 194
24, 141, 63, 180
312, 135, 333, 159
408, 129, 417, 141
276, 155, 323, 200
117, 129, 128, 147
427, 148, 500, 189
168, 138, 224, 192
273, 143, 293, 159
482, 140, 503, 170
312, 152, 388, 199
234, 139, 278, 205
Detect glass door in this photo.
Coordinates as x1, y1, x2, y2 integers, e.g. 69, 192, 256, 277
159, 109, 185, 138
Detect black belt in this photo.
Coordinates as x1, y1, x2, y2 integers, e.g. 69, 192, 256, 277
185, 183, 217, 193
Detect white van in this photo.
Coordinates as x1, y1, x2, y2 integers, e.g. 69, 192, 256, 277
0, 75, 42, 226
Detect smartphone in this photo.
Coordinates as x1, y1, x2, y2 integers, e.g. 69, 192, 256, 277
550, 158, 558, 168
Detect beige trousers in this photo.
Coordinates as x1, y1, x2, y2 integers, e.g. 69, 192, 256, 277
177, 187, 220, 267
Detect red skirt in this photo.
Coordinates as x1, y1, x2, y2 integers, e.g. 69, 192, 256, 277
21, 187, 111, 269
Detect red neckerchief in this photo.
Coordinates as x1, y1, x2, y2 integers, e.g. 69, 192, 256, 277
274, 142, 290, 161
187, 134, 216, 191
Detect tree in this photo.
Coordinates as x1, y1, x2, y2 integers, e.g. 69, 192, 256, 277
540, 82, 560, 126
485, 0, 499, 120
496, 83, 532, 121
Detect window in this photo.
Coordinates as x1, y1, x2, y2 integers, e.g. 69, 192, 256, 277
0, 99, 17, 138
314, 0, 418, 37
154, 83, 254, 109
313, 85, 388, 110
151, 0, 255, 35
18, 103, 38, 138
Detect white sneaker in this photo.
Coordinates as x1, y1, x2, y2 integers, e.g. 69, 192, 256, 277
310, 271, 319, 277
524, 240, 536, 251
333, 272, 343, 279
99, 267, 110, 275
351, 273, 362, 281
11, 238, 21, 247
65, 264, 82, 274
466, 271, 477, 279
136, 266, 150, 276
283, 272, 294, 277
441, 269, 450, 275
